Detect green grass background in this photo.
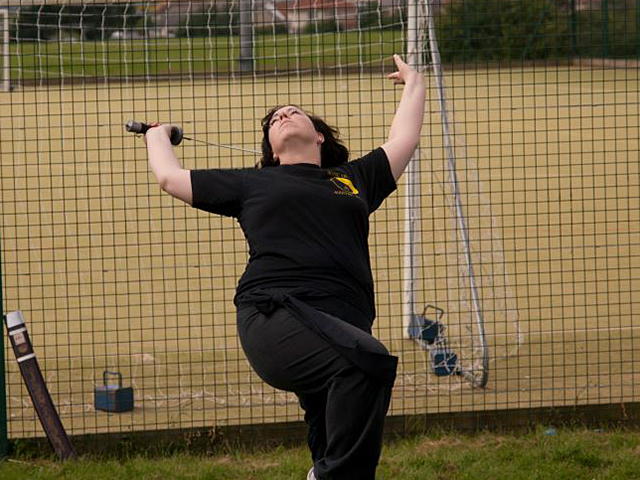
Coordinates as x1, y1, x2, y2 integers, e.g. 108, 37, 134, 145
6, 32, 402, 80
2, 427, 640, 479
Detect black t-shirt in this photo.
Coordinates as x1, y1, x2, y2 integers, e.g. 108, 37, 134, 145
190, 147, 397, 329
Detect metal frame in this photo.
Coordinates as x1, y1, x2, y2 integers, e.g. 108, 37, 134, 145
423, 0, 488, 388
403, 0, 489, 388
402, 0, 422, 337
0, 228, 6, 457
1, 7, 9, 92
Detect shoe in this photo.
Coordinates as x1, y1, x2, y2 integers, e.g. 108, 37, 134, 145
307, 467, 316, 480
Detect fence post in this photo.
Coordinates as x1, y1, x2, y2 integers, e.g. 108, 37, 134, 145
637, 0, 639, 58
570, 0, 578, 57
238, 0, 253, 73
402, 0, 421, 337
1, 8, 10, 92
602, 0, 609, 58
0, 227, 8, 458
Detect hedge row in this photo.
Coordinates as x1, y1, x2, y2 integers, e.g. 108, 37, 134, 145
436, 0, 639, 61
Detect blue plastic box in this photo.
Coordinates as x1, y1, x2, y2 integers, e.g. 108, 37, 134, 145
94, 371, 134, 413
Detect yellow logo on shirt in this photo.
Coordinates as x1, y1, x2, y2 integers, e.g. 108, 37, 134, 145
331, 177, 359, 195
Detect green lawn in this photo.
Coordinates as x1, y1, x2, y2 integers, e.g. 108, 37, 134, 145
6, 31, 404, 80
2, 427, 640, 479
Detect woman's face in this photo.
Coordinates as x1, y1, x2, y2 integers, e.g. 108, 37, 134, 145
267, 105, 323, 160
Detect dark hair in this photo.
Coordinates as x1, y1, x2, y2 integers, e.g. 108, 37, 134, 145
259, 105, 349, 168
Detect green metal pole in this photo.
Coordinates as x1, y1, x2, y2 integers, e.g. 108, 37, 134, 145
637, 0, 639, 58
602, 0, 609, 58
522, 1, 551, 60
0, 227, 8, 459
571, 0, 578, 57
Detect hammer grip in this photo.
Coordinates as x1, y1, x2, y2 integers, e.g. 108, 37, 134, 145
125, 120, 183, 146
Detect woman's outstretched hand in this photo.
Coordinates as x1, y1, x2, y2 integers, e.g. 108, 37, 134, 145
381, 54, 426, 182
387, 54, 421, 86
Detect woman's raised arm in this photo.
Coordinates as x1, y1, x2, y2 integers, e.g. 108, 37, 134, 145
381, 54, 426, 182
145, 124, 193, 204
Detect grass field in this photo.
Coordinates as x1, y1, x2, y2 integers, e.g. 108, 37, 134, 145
1, 64, 639, 440
5, 31, 403, 81
2, 427, 640, 479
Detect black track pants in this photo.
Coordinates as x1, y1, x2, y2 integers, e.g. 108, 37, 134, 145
237, 306, 394, 480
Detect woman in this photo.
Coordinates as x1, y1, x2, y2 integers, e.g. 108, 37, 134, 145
144, 54, 426, 480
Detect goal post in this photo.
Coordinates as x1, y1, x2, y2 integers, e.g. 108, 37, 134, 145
1, 7, 9, 92
402, 0, 422, 338
0, 227, 6, 458
238, 0, 253, 73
